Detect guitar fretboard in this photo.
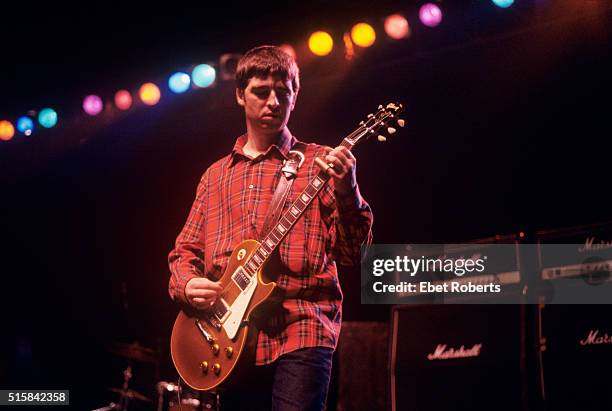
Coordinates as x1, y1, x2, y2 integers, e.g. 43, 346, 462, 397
242, 138, 354, 277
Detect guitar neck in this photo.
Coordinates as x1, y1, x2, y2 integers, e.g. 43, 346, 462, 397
241, 138, 355, 277
238, 102, 404, 277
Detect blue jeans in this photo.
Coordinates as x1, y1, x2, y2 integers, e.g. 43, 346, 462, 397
221, 347, 334, 411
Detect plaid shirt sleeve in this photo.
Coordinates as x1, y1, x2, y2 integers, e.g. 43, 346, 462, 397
316, 146, 374, 266
334, 184, 373, 265
167, 169, 210, 305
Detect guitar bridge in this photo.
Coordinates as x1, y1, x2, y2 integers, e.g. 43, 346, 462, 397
211, 298, 231, 327
195, 319, 214, 344
207, 314, 221, 330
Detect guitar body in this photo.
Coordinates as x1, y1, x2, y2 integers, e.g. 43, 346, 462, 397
171, 239, 276, 391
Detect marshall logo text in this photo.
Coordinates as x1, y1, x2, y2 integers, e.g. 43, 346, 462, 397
580, 329, 612, 346
579, 237, 612, 253
427, 344, 482, 360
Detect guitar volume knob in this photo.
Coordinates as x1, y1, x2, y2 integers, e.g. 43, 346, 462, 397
212, 343, 220, 355
200, 361, 209, 373
225, 346, 233, 358
213, 363, 221, 375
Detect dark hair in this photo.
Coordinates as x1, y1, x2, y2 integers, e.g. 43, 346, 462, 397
235, 45, 300, 93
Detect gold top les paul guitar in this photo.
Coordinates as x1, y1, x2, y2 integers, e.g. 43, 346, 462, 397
171, 103, 405, 391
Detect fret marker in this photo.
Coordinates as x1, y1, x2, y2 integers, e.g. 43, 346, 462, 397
266, 238, 274, 248
301, 193, 310, 202
313, 178, 322, 187
260, 248, 268, 256
291, 206, 299, 216
278, 224, 286, 233
253, 254, 262, 264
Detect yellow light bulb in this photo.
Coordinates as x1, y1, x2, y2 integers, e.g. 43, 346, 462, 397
139, 83, 161, 106
351, 23, 376, 48
308, 31, 334, 56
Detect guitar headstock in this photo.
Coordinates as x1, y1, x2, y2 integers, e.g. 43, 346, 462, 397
345, 102, 405, 146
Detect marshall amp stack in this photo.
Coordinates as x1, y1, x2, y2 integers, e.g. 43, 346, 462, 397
388, 234, 528, 411
536, 222, 612, 411
388, 222, 612, 411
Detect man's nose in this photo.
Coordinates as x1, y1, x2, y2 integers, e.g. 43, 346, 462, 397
266, 91, 280, 108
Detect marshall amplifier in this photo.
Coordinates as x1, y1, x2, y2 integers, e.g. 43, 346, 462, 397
538, 305, 612, 410
536, 222, 612, 410
537, 221, 612, 303
389, 305, 527, 411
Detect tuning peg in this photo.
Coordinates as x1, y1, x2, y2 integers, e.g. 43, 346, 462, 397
359, 121, 365, 126
387, 127, 396, 135
378, 105, 383, 110
368, 113, 374, 118
377, 135, 387, 142
397, 119, 405, 127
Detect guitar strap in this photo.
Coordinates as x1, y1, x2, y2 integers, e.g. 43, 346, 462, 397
259, 143, 306, 240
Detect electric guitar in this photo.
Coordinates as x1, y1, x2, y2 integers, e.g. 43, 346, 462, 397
171, 103, 405, 391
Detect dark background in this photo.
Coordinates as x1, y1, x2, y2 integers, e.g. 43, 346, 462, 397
1, 1, 611, 409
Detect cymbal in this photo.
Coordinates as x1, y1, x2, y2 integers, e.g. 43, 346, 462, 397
109, 388, 152, 402
107, 341, 157, 363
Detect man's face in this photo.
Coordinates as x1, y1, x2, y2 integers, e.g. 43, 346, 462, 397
236, 74, 297, 134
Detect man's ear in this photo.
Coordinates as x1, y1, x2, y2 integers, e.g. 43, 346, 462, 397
236, 88, 245, 107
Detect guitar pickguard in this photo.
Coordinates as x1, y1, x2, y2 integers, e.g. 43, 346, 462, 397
223, 265, 257, 340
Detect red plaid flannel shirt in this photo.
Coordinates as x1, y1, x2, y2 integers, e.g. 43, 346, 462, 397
168, 130, 373, 365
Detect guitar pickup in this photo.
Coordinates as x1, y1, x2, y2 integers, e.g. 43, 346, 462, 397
232, 266, 252, 291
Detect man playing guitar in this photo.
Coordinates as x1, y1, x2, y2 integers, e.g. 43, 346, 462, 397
168, 45, 373, 410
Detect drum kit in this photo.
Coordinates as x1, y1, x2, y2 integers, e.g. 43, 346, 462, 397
92, 342, 218, 411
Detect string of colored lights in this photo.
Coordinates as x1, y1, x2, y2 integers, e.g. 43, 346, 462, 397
0, 1, 515, 143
